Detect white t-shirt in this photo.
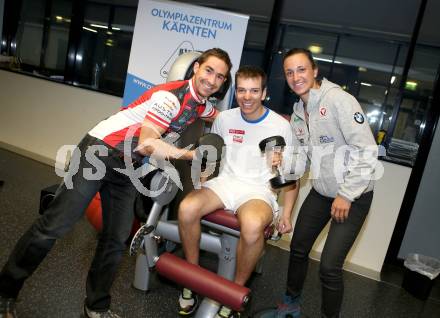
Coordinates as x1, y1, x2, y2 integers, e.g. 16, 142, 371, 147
211, 107, 294, 186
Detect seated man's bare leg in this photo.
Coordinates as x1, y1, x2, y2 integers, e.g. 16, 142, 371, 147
235, 200, 273, 286
178, 188, 224, 265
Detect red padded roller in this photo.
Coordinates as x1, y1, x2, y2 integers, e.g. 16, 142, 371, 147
202, 209, 240, 230
156, 252, 250, 311
203, 209, 274, 239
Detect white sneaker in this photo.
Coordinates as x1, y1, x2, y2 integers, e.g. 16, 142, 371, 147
178, 288, 199, 315
83, 305, 121, 318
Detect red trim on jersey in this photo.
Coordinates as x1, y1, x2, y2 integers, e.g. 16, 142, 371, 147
203, 106, 216, 118
190, 78, 204, 103
145, 112, 169, 129
127, 80, 188, 109
102, 127, 141, 148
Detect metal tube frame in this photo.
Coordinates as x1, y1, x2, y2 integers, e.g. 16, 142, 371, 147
132, 201, 242, 317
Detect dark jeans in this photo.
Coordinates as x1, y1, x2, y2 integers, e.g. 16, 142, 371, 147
0, 134, 138, 311
286, 188, 373, 318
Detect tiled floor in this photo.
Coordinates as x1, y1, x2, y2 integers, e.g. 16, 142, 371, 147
0, 148, 439, 317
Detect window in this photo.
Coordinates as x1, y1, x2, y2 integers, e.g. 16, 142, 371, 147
13, 0, 72, 77
45, 0, 72, 76
15, 0, 46, 68
385, 46, 440, 165
281, 26, 339, 79
1, 0, 136, 96
332, 35, 404, 137
262, 22, 440, 166
266, 26, 339, 114
70, 2, 135, 95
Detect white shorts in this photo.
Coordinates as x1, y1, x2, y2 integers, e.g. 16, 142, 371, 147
203, 176, 279, 214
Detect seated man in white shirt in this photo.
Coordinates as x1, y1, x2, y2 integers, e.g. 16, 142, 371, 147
177, 65, 297, 318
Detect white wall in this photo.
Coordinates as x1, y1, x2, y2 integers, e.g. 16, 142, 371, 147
276, 161, 412, 280
0, 70, 121, 164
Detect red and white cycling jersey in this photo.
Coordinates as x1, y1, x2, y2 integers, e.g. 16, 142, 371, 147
88, 79, 215, 157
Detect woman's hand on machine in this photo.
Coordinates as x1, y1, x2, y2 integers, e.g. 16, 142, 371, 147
277, 215, 293, 234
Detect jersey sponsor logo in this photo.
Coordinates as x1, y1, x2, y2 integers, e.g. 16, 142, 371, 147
295, 127, 305, 136
319, 107, 327, 116
229, 129, 245, 135
150, 103, 173, 120
319, 135, 334, 144
354, 112, 365, 124
233, 135, 243, 143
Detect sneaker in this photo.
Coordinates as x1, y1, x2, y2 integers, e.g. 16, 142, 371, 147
178, 288, 199, 316
275, 294, 301, 318
0, 296, 17, 318
215, 305, 241, 318
83, 305, 121, 318
321, 313, 341, 318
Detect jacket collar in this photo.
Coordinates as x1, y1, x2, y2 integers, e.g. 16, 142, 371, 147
293, 78, 339, 118
189, 78, 205, 104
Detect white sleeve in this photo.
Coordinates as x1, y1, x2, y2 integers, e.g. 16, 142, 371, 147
334, 92, 377, 201
144, 91, 181, 129
210, 113, 223, 137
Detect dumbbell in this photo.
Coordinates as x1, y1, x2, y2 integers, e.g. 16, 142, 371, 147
190, 133, 225, 185
194, 133, 225, 169
259, 135, 297, 189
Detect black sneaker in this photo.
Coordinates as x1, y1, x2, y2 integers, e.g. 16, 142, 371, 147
83, 305, 121, 318
215, 305, 241, 318
0, 296, 17, 318
178, 288, 199, 316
